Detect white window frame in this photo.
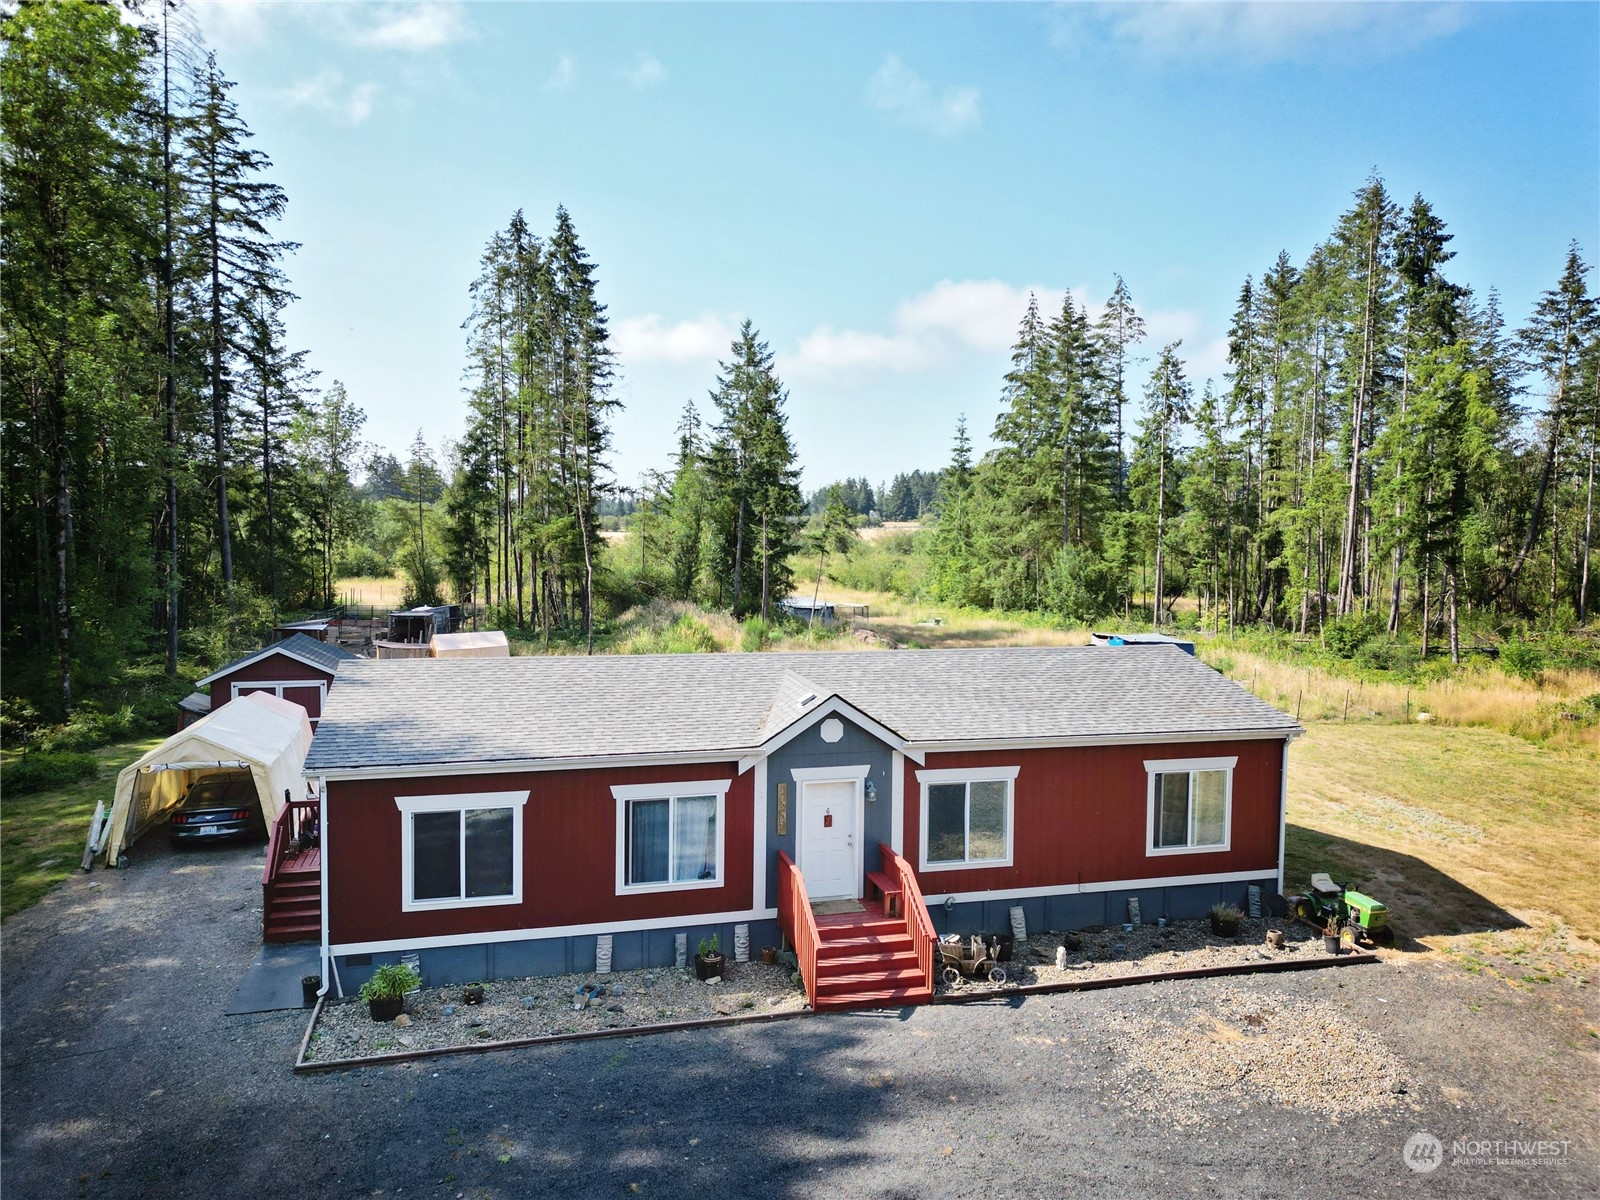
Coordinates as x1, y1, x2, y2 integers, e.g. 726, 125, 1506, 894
1144, 756, 1237, 856
231, 679, 329, 725
915, 765, 1019, 872
612, 779, 732, 896
395, 790, 528, 913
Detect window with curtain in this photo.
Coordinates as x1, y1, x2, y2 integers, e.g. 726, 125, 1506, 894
624, 794, 719, 887
1149, 767, 1230, 852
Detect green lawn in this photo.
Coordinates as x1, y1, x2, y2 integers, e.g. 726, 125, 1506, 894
1, 737, 160, 920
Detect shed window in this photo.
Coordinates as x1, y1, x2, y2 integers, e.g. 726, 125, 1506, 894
1144, 757, 1237, 855
396, 792, 527, 911
915, 767, 1019, 871
612, 780, 732, 895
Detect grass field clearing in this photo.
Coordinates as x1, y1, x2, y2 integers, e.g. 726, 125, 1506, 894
1, 736, 161, 920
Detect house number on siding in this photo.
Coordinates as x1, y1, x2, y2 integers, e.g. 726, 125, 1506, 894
776, 783, 787, 836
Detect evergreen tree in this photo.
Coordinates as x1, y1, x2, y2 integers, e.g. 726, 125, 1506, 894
1132, 343, 1192, 624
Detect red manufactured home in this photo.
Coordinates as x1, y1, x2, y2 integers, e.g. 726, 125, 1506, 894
303, 647, 1300, 1009
181, 632, 356, 729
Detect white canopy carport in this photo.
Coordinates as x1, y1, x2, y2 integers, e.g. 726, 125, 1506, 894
429, 630, 510, 658
101, 691, 312, 865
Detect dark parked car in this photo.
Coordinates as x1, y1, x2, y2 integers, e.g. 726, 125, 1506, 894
168, 770, 265, 845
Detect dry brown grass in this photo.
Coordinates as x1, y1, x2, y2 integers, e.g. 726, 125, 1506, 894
1199, 646, 1600, 753
1287, 723, 1600, 953
808, 583, 1090, 650
334, 575, 408, 609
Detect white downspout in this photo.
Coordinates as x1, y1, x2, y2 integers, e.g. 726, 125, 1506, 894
1276, 736, 1291, 896
316, 775, 341, 999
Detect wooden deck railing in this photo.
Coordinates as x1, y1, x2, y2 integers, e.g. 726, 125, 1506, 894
776, 851, 821, 1008
878, 842, 936, 995
263, 798, 319, 887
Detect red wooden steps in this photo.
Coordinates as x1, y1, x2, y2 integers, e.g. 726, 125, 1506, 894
264, 869, 321, 943
811, 911, 932, 1010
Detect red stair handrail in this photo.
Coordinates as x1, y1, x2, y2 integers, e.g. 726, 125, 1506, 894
776, 851, 821, 1008
262, 798, 319, 886
878, 842, 936, 995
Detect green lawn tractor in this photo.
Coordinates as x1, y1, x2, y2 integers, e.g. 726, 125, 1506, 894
1289, 873, 1394, 945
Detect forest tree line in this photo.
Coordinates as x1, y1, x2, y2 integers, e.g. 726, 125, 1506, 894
5, 3, 1595, 727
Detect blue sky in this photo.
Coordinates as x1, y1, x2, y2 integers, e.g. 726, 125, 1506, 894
191, 1, 1599, 494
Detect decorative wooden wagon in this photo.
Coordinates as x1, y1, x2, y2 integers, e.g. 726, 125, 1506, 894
936, 934, 1008, 986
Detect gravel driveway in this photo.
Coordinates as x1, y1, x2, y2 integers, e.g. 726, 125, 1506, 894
4, 842, 1597, 1200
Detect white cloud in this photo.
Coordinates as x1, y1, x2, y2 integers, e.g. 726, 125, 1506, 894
784, 278, 1225, 391
614, 314, 736, 364
1051, 1, 1473, 65
624, 52, 667, 90
283, 69, 379, 125
543, 54, 578, 93
352, 3, 469, 52
789, 280, 1059, 379
865, 54, 981, 136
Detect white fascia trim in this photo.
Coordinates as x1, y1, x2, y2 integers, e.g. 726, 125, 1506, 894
395, 790, 528, 913
613, 780, 731, 896
752, 758, 768, 914
199, 646, 334, 687
330, 906, 781, 958
905, 729, 1298, 754
318, 749, 745, 783
756, 695, 926, 766
915, 765, 1021, 785
920, 867, 1279, 907
890, 750, 905, 856
1144, 756, 1236, 857
788, 764, 871, 783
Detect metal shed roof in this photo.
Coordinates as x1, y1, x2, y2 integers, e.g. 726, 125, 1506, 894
305, 645, 1299, 775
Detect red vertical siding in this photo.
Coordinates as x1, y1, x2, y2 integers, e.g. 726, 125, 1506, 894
209, 656, 334, 721
327, 763, 753, 946
904, 738, 1284, 894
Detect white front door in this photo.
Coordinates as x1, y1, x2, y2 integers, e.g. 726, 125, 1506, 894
800, 779, 859, 901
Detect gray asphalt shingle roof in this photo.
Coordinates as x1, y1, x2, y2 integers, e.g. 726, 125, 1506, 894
304, 645, 1298, 773
197, 632, 356, 686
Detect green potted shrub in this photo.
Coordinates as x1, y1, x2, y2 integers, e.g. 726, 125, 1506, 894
694, 933, 725, 981
1209, 902, 1243, 938
359, 962, 421, 1022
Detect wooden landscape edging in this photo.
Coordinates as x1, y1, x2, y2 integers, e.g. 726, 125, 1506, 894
293, 949, 1378, 1074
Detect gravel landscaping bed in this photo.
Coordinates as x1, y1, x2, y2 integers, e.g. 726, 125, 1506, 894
305, 960, 806, 1062
934, 916, 1343, 995
1103, 982, 1416, 1125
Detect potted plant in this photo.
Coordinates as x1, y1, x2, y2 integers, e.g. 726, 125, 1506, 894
1323, 919, 1342, 955
1209, 902, 1243, 938
301, 974, 322, 1007
759, 946, 778, 966
694, 933, 725, 981
462, 982, 486, 1005
359, 962, 421, 1022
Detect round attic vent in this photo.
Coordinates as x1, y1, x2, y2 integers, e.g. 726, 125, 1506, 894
820, 718, 844, 743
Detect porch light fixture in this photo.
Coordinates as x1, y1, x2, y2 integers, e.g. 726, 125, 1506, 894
865, 780, 877, 803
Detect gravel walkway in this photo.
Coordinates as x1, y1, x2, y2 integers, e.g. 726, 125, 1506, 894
308, 962, 805, 1062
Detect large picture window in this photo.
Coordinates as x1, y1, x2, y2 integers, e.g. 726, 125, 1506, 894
1144, 757, 1236, 854
612, 780, 732, 894
396, 791, 527, 911
915, 766, 1019, 871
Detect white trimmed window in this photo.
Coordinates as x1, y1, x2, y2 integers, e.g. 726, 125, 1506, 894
396, 791, 528, 912
915, 766, 1019, 871
612, 780, 732, 895
1144, 756, 1236, 855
